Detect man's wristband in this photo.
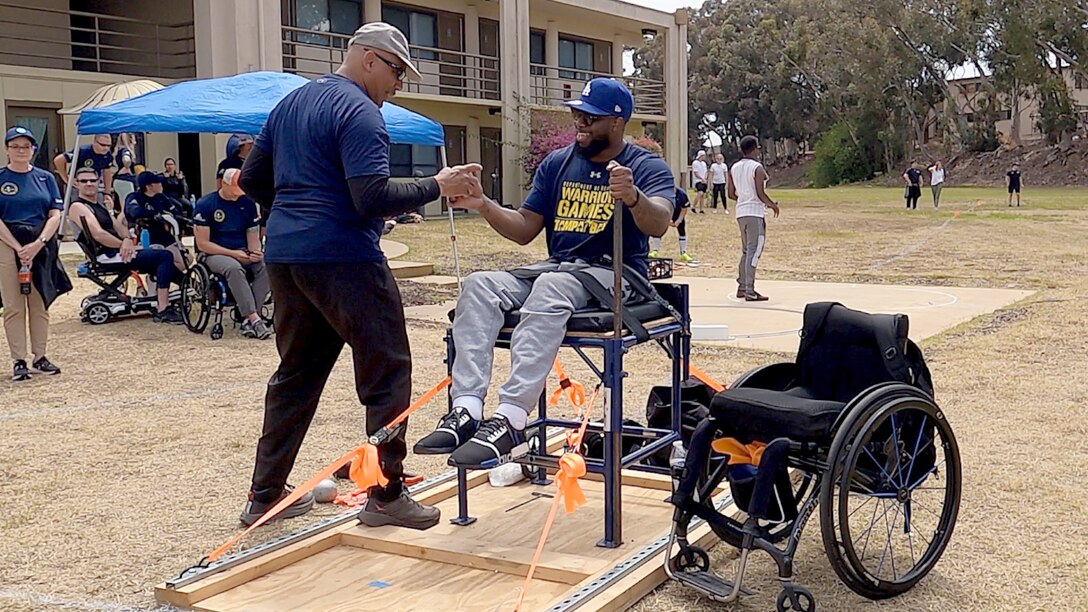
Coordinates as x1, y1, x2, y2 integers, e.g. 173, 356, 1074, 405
624, 189, 643, 209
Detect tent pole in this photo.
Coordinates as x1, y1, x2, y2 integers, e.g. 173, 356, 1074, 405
60, 133, 82, 240
440, 146, 463, 294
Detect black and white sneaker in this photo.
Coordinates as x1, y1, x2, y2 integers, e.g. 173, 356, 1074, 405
31, 356, 61, 376
448, 415, 529, 469
12, 360, 31, 382
414, 407, 479, 455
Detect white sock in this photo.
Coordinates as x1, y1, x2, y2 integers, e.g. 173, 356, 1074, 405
679, 237, 687, 253
651, 236, 661, 251
495, 403, 528, 430
453, 396, 484, 421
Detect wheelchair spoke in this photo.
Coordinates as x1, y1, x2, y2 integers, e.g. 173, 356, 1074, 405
904, 413, 929, 488
846, 494, 876, 521
862, 446, 898, 490
858, 497, 896, 562
905, 501, 918, 567
889, 413, 904, 487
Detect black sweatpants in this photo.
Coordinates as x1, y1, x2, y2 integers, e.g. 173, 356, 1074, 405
249, 261, 411, 504
711, 183, 727, 210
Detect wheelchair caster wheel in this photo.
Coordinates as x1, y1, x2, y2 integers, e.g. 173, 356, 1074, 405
675, 546, 710, 573
210, 324, 224, 340
776, 585, 815, 612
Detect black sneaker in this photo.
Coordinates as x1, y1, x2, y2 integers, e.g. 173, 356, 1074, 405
358, 491, 440, 530
12, 360, 31, 382
153, 308, 184, 325
414, 407, 479, 455
31, 356, 61, 376
448, 415, 529, 469
239, 485, 315, 526
745, 291, 769, 302
735, 288, 747, 299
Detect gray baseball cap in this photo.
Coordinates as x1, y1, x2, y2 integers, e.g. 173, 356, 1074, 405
349, 22, 423, 82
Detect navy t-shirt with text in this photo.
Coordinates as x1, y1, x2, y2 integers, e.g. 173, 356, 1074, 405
0, 167, 63, 227
523, 144, 675, 277
193, 192, 261, 251
256, 73, 389, 263
66, 144, 113, 173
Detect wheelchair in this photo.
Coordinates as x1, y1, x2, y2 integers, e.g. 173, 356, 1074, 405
667, 302, 961, 611
180, 254, 273, 340
74, 218, 180, 325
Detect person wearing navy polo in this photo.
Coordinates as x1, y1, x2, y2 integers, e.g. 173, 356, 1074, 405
0, 126, 69, 381
53, 134, 114, 191
193, 168, 271, 340
414, 78, 675, 469
238, 21, 483, 529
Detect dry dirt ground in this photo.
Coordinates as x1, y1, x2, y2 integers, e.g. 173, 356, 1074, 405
0, 186, 1086, 611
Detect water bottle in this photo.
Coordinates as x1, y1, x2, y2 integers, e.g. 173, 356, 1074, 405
140, 229, 150, 249
18, 263, 31, 295
669, 439, 687, 487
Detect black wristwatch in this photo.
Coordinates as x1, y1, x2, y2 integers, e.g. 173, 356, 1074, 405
39, 237, 48, 245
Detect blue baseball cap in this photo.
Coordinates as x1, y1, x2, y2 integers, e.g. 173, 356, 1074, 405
137, 171, 164, 190
5, 126, 36, 146
563, 78, 635, 122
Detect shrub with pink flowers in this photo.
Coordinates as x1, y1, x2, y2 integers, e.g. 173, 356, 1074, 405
519, 111, 577, 186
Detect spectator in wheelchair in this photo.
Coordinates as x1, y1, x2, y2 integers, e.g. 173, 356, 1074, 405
413, 78, 675, 468
68, 167, 183, 324
192, 168, 272, 340
124, 171, 188, 272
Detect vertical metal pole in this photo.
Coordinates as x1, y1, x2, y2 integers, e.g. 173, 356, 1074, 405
446, 328, 476, 526
61, 134, 83, 239
531, 390, 550, 485
439, 147, 463, 293
599, 162, 624, 548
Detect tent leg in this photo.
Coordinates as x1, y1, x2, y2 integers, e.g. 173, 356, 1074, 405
60, 133, 82, 240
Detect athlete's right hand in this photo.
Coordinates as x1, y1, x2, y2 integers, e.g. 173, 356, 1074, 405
435, 164, 483, 198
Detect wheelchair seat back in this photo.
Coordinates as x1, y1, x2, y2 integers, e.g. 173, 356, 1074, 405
796, 301, 929, 403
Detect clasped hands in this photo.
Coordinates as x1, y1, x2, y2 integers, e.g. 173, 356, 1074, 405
435, 164, 485, 210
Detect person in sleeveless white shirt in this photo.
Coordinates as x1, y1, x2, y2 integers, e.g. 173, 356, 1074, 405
727, 135, 780, 301
709, 153, 728, 213
690, 150, 708, 213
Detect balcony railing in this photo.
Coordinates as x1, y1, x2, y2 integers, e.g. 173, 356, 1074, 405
282, 27, 500, 101
529, 64, 666, 116
0, 1, 195, 79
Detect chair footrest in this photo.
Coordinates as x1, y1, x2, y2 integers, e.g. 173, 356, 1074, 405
672, 570, 752, 598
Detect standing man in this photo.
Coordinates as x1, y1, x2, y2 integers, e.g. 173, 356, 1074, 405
238, 22, 482, 529
727, 135, 779, 302
1006, 163, 1022, 207
903, 162, 923, 210
690, 150, 708, 214
54, 134, 114, 192
413, 77, 674, 468
927, 160, 945, 209
709, 153, 728, 213
217, 134, 255, 190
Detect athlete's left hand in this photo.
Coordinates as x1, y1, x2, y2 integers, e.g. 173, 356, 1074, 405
607, 162, 637, 207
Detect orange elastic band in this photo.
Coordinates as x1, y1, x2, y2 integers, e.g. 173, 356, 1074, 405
711, 437, 768, 466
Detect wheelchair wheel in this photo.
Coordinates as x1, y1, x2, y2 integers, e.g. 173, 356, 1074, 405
181, 265, 210, 334
776, 586, 815, 612
210, 323, 224, 340
85, 302, 111, 325
819, 395, 961, 600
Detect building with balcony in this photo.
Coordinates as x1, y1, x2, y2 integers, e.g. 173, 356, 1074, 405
0, 0, 687, 206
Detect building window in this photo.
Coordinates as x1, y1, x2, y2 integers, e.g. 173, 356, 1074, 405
390, 144, 439, 177
1076, 73, 1088, 90
559, 36, 594, 80
291, 0, 361, 46
530, 30, 545, 75
383, 4, 438, 60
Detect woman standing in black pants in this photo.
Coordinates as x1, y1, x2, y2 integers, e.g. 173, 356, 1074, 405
902, 163, 923, 210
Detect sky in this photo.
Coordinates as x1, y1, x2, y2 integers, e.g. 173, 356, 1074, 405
625, 0, 704, 12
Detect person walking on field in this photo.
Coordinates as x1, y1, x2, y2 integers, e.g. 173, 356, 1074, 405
727, 135, 779, 302
709, 153, 728, 213
903, 162, 923, 210
927, 160, 945, 209
690, 150, 708, 214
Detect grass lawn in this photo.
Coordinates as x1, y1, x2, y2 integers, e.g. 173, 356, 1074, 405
0, 187, 1085, 611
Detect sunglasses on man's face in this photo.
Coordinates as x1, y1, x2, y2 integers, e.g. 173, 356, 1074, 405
370, 50, 406, 80
572, 111, 611, 128
76, 178, 98, 184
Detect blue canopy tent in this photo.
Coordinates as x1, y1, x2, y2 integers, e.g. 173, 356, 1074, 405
65, 71, 454, 261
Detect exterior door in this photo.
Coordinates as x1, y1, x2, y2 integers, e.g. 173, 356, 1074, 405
5, 104, 63, 172
480, 127, 502, 201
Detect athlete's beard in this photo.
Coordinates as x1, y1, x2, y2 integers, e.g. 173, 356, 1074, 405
575, 134, 611, 159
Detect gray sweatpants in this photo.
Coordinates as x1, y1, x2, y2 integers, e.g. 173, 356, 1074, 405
451, 260, 631, 415
931, 183, 943, 208
737, 216, 766, 293
204, 254, 270, 318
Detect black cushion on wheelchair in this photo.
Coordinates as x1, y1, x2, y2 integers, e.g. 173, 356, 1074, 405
446, 300, 671, 334
711, 387, 846, 442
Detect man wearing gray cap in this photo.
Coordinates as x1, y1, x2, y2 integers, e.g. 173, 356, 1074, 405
239, 22, 481, 530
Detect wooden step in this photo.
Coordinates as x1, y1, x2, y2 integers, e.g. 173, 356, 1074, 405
389, 260, 434, 279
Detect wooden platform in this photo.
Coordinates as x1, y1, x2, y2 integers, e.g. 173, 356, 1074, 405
156, 469, 735, 612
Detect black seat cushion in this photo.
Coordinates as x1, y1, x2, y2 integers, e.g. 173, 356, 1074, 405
710, 386, 846, 442
447, 300, 671, 334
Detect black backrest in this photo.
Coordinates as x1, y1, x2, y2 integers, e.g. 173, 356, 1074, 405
795, 302, 915, 403
77, 217, 101, 263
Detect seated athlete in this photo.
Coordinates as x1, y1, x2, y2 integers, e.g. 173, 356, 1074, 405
413, 78, 675, 468
67, 167, 183, 324
125, 171, 188, 272
193, 168, 272, 340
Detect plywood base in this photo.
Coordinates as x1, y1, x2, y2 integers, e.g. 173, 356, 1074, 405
157, 470, 735, 612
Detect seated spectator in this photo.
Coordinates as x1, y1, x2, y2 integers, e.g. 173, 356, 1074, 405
125, 171, 188, 272
112, 150, 138, 194
192, 168, 272, 340
67, 167, 182, 324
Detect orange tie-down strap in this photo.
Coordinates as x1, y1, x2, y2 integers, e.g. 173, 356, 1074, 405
204, 375, 451, 563
548, 358, 586, 413
711, 437, 768, 466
